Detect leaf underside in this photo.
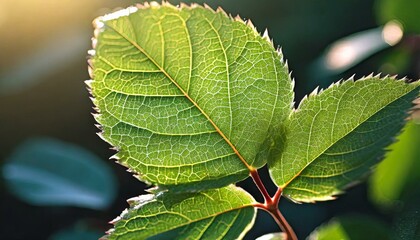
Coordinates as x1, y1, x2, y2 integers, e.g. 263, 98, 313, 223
89, 2, 293, 191
89, 2, 420, 239
269, 76, 420, 202
102, 185, 256, 240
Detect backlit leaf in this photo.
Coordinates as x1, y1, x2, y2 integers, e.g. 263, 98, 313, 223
102, 185, 256, 240
269, 76, 420, 202
89, 2, 293, 191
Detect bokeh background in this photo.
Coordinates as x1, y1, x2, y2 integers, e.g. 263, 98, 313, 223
1, 0, 419, 239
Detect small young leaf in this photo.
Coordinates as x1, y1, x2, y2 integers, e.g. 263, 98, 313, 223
89, 2, 293, 190
268, 76, 420, 202
102, 185, 256, 240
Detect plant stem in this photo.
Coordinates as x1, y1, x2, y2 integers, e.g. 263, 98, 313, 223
250, 170, 272, 204
268, 206, 298, 240
250, 169, 298, 240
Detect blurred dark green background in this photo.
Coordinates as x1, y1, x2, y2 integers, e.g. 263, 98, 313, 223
0, 0, 419, 239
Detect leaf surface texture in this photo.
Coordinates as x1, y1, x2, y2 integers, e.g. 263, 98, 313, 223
90, 3, 293, 190
103, 185, 256, 240
269, 77, 420, 202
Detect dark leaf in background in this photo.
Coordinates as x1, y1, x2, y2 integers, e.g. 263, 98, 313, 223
369, 121, 420, 208
392, 191, 420, 240
307, 215, 391, 240
375, 0, 420, 34
49, 228, 102, 240
2, 138, 117, 210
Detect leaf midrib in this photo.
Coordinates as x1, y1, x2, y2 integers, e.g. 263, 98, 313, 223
103, 18, 253, 171
282, 86, 418, 189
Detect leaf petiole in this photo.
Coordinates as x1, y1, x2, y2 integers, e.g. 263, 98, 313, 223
251, 170, 298, 240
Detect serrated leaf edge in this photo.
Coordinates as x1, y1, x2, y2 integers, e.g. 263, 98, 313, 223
87, 1, 294, 185
282, 75, 420, 201
101, 186, 257, 240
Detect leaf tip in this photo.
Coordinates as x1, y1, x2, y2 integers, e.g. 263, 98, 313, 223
246, 19, 256, 32
94, 123, 103, 131
262, 29, 274, 47
109, 153, 119, 160
216, 6, 228, 17
263, 28, 269, 38
179, 2, 189, 8
136, 2, 147, 9
190, 2, 201, 9
109, 216, 121, 225
85, 80, 93, 88
234, 15, 245, 23
309, 86, 319, 97
96, 131, 107, 142
91, 112, 101, 119
149, 1, 161, 8
203, 3, 215, 12
92, 17, 104, 32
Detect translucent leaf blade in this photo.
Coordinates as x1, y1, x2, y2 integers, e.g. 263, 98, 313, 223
102, 185, 256, 240
268, 76, 420, 202
90, 3, 293, 190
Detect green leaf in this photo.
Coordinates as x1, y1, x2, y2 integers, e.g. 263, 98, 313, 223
308, 215, 391, 240
268, 76, 420, 202
102, 185, 256, 240
370, 121, 420, 207
2, 138, 117, 210
89, 2, 293, 190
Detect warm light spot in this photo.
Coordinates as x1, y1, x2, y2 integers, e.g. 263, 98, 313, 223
382, 21, 403, 46
87, 49, 95, 56
94, 18, 104, 29
0, 3, 6, 28
324, 27, 386, 71
326, 41, 357, 70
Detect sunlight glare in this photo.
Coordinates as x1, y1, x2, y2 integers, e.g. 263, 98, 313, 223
0, 3, 6, 28
102, 6, 138, 21
382, 21, 403, 46
326, 41, 357, 70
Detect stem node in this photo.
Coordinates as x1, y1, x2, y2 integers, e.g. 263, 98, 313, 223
250, 170, 297, 240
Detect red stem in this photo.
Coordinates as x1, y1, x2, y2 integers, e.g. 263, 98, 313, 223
268, 206, 298, 240
250, 170, 272, 204
250, 169, 298, 240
